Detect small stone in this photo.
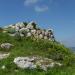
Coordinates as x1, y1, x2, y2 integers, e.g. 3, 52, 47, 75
1, 43, 14, 50
44, 36, 48, 39
14, 69, 19, 72
0, 53, 10, 60
48, 62, 55, 68
41, 65, 47, 71
27, 32, 32, 37
39, 34, 43, 39
55, 62, 62, 66
1, 65, 6, 69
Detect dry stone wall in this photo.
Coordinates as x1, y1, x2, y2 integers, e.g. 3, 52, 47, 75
3, 21, 55, 41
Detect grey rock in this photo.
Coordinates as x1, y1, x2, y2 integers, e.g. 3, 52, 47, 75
0, 53, 10, 60
14, 56, 62, 71
1, 43, 14, 50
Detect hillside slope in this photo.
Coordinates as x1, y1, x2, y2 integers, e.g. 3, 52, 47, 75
0, 21, 75, 75
0, 32, 75, 75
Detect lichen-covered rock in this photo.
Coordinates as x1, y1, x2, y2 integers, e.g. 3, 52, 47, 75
31, 29, 36, 35
44, 36, 48, 39
0, 53, 10, 60
15, 22, 25, 28
1, 43, 14, 50
27, 32, 32, 37
8, 33, 16, 36
39, 34, 43, 39
44, 31, 48, 36
13, 56, 62, 71
37, 30, 42, 35
1, 65, 6, 69
14, 57, 36, 69
42, 30, 45, 35
19, 28, 29, 33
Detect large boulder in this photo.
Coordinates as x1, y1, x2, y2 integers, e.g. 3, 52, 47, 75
19, 28, 29, 33
14, 56, 62, 71
15, 22, 25, 28
14, 57, 36, 69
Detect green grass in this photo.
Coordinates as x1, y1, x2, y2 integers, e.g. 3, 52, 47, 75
0, 32, 75, 75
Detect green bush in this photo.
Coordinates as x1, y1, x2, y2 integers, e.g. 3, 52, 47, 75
23, 22, 28, 27
32, 22, 37, 29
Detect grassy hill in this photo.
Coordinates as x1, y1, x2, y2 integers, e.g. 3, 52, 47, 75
0, 32, 75, 75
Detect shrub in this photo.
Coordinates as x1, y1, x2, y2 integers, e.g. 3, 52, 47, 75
32, 22, 37, 29
23, 22, 28, 27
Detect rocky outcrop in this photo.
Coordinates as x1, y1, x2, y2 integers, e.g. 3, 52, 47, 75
14, 56, 62, 71
3, 21, 55, 41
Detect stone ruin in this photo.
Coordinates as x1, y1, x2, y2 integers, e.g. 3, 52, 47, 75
3, 21, 55, 41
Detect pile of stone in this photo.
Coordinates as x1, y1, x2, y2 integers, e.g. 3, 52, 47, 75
3, 21, 55, 41
14, 56, 62, 71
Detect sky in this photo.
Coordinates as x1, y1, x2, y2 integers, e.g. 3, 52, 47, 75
0, 0, 75, 47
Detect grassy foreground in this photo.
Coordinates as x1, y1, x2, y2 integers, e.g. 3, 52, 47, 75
0, 32, 75, 75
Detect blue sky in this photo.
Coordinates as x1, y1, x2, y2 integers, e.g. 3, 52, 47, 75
0, 0, 75, 47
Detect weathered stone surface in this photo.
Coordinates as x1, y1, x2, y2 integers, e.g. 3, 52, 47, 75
39, 34, 44, 39
8, 33, 16, 36
0, 53, 10, 60
1, 43, 14, 50
14, 56, 62, 71
31, 29, 36, 35
27, 32, 32, 37
44, 36, 48, 39
14, 57, 37, 69
15, 22, 25, 28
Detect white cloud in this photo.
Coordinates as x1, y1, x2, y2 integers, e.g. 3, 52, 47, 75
24, 0, 49, 12
35, 5, 48, 12
24, 0, 39, 6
